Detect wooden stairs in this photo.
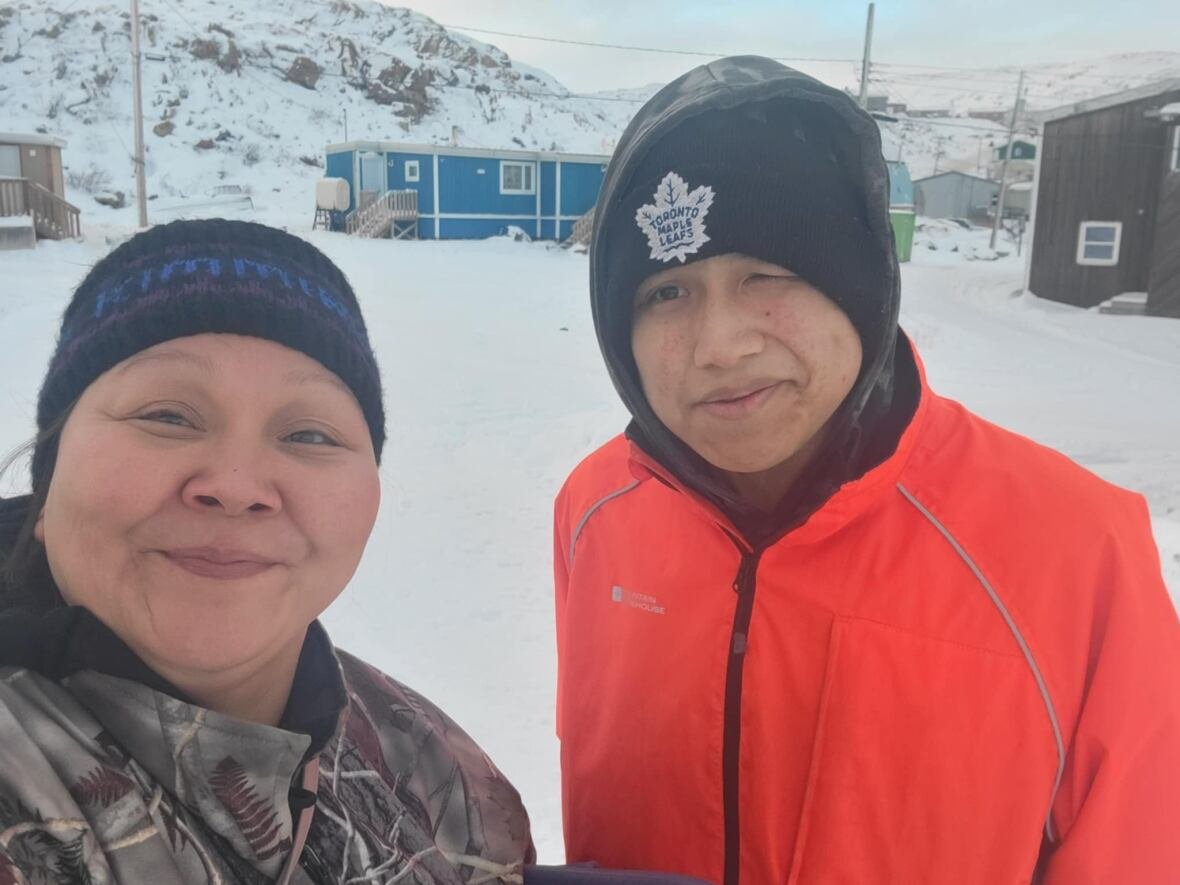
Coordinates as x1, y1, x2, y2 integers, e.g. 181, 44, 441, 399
344, 189, 419, 239
0, 177, 81, 249
561, 208, 595, 249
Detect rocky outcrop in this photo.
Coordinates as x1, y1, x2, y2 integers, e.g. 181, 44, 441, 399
285, 55, 321, 90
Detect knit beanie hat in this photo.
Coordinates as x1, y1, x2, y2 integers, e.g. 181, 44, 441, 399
600, 98, 893, 364
33, 218, 385, 482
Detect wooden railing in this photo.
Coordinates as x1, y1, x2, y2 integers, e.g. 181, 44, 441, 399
344, 189, 418, 238
0, 177, 81, 240
563, 208, 595, 248
0, 177, 27, 217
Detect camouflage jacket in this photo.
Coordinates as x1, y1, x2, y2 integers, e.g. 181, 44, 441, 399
0, 609, 533, 884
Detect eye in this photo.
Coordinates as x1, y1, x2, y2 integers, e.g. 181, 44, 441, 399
642, 283, 686, 307
284, 428, 341, 447
747, 272, 799, 285
136, 408, 195, 428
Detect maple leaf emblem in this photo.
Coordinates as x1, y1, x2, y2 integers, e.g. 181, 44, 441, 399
635, 171, 715, 263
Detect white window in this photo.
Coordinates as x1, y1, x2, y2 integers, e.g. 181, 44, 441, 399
500, 160, 535, 194
1076, 221, 1122, 267
405, 160, 420, 183
1171, 126, 1179, 174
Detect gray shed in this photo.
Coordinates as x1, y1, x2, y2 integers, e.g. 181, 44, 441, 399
914, 171, 999, 221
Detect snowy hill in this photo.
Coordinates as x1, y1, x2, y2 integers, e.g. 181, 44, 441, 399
870, 51, 1180, 115
4, 0, 1180, 220
0, 0, 632, 219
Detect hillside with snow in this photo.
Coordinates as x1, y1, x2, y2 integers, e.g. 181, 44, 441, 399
870, 52, 1180, 179
3, 0, 1180, 218
870, 51, 1180, 116
0, 0, 634, 220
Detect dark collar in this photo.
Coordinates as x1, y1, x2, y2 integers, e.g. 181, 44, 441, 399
0, 605, 346, 757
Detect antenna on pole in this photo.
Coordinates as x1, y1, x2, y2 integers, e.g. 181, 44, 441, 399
130, 0, 148, 228
990, 69, 1025, 250
858, 3, 876, 108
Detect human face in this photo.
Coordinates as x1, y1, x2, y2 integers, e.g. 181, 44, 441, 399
35, 334, 380, 692
631, 253, 862, 492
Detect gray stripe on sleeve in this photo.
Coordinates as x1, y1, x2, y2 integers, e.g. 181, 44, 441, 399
897, 482, 1066, 843
569, 480, 641, 566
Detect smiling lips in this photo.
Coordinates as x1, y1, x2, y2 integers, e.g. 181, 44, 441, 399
697, 381, 785, 419
162, 547, 278, 579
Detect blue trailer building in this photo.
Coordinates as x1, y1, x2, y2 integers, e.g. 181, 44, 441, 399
323, 141, 611, 241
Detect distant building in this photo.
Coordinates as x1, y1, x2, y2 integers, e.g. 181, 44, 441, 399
914, 171, 999, 222
886, 160, 916, 262
323, 140, 609, 241
866, 95, 889, 113
994, 140, 1037, 161
1028, 79, 1180, 317
988, 138, 1038, 183
0, 131, 80, 248
967, 109, 1011, 125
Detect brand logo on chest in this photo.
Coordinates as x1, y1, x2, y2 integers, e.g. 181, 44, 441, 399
611, 585, 667, 615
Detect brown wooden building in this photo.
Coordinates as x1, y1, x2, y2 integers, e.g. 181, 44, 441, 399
0, 132, 80, 247
1027, 79, 1180, 318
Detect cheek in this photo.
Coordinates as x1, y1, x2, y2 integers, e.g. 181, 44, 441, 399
46, 429, 168, 543
632, 323, 688, 407
299, 466, 380, 563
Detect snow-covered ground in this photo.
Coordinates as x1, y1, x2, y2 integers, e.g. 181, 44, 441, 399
1, 220, 1177, 861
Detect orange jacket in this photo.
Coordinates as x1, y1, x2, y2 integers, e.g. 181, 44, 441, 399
554, 350, 1180, 884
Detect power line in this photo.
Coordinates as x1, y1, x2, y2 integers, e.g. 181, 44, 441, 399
438, 22, 859, 65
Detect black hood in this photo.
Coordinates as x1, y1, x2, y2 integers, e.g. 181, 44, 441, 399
589, 56, 907, 545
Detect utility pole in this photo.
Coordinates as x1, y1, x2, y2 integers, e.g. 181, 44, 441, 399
130, 0, 148, 228
990, 69, 1025, 250
858, 3, 875, 108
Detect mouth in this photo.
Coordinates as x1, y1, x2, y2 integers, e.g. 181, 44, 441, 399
698, 381, 784, 419
160, 547, 279, 580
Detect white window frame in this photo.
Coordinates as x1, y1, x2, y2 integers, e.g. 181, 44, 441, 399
1170, 126, 1179, 174
499, 160, 535, 195
405, 160, 420, 183
1076, 221, 1122, 267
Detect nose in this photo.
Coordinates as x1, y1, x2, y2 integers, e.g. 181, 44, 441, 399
181, 446, 282, 517
692, 290, 764, 370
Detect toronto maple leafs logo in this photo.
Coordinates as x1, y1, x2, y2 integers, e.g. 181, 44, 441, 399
635, 171, 715, 263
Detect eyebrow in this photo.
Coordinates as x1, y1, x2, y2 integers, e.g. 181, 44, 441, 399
117, 348, 215, 374
282, 368, 353, 396
117, 349, 352, 397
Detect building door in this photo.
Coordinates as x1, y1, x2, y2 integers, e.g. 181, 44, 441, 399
0, 145, 20, 178
1146, 172, 1180, 317
358, 152, 384, 209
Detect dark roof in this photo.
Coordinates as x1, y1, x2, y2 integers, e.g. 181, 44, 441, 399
913, 170, 998, 185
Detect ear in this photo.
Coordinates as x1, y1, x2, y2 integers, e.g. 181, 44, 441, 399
33, 507, 46, 544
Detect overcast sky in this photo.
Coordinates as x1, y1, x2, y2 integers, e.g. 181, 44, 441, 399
386, 1, 1180, 93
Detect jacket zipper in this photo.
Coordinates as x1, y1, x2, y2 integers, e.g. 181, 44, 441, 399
723, 543, 761, 885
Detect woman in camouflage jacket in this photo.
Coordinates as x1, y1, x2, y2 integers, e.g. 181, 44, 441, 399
0, 219, 533, 884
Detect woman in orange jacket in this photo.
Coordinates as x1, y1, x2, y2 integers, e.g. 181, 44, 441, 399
554, 56, 1180, 884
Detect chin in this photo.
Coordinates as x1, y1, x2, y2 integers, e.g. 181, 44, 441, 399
137, 595, 301, 673
700, 442, 802, 476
